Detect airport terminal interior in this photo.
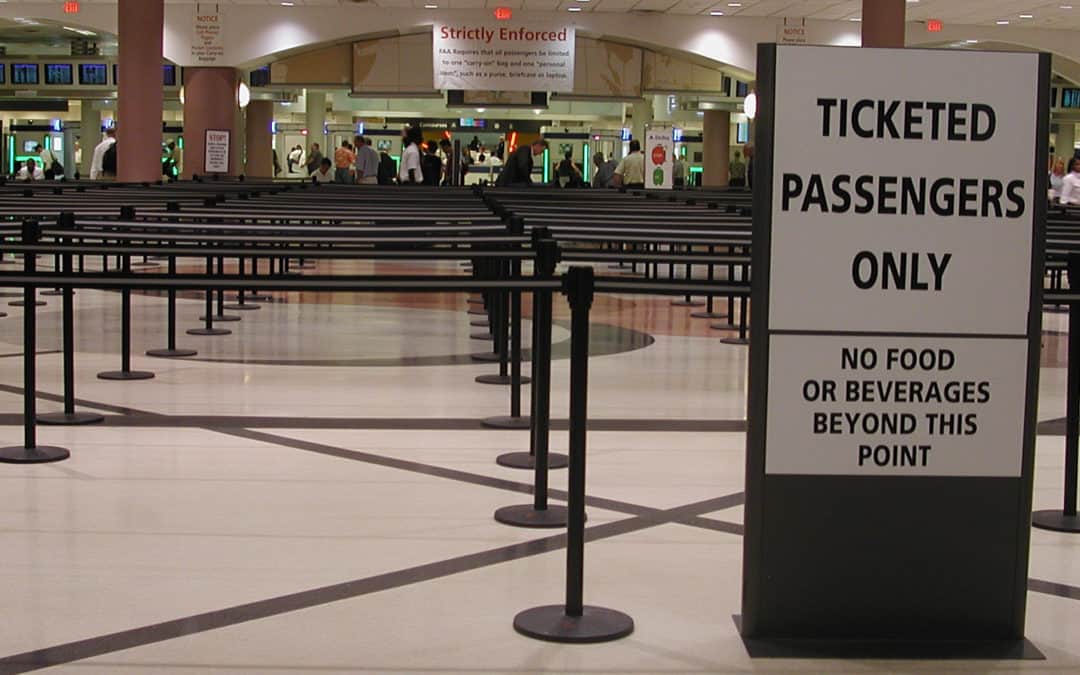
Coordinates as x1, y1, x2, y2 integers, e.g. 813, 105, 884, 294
5, 0, 1080, 673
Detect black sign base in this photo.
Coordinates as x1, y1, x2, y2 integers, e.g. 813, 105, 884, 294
187, 328, 231, 336
0, 445, 70, 464
1031, 510, 1080, 533
37, 411, 105, 426
494, 504, 569, 528
495, 451, 568, 469
513, 605, 633, 644
475, 374, 532, 385
146, 348, 198, 358
481, 415, 531, 429
97, 370, 155, 381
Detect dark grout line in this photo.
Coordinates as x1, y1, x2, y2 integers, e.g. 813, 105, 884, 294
0, 494, 737, 674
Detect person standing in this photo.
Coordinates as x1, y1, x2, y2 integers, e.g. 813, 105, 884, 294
613, 139, 645, 189
591, 152, 617, 188
310, 157, 334, 183
672, 152, 686, 188
495, 138, 547, 187
89, 128, 117, 180
37, 144, 60, 180
1060, 158, 1080, 205
398, 126, 424, 185
287, 145, 302, 173
333, 140, 355, 184
729, 150, 747, 188
354, 136, 380, 185
421, 141, 442, 187
306, 143, 323, 175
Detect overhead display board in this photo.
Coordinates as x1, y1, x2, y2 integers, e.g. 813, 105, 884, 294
433, 22, 574, 92
742, 44, 1047, 650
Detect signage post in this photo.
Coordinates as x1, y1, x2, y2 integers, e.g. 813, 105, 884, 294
742, 44, 1048, 655
644, 124, 673, 190
204, 129, 230, 174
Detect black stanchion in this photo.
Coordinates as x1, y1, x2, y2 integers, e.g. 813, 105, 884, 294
38, 239, 105, 426
472, 259, 505, 364
201, 256, 241, 322
224, 256, 260, 311
1034, 254, 1080, 532
98, 253, 155, 381
691, 246, 728, 320
483, 220, 532, 426
512, 266, 633, 642
495, 239, 569, 523
0, 220, 70, 464
477, 221, 531, 385
146, 252, 198, 358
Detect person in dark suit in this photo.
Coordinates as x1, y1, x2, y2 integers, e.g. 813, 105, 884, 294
495, 138, 547, 187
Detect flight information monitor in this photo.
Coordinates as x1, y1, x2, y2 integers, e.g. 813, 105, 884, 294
12, 64, 39, 85
45, 64, 73, 85
79, 63, 108, 85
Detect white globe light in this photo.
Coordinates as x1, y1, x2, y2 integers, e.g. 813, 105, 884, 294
238, 81, 251, 109
744, 92, 757, 120
179, 85, 185, 106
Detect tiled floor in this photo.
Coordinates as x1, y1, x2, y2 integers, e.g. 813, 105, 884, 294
0, 264, 1078, 673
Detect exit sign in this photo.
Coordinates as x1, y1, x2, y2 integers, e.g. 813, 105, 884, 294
927, 19, 943, 32
64, 1, 80, 13
494, 7, 512, 20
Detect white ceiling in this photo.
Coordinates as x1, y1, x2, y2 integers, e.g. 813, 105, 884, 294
7, 0, 1080, 29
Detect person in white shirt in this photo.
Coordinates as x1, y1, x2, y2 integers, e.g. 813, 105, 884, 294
398, 126, 424, 185
613, 140, 645, 188
1061, 158, 1080, 205
1050, 158, 1067, 200
16, 158, 45, 181
89, 129, 116, 180
310, 157, 334, 183
37, 144, 59, 180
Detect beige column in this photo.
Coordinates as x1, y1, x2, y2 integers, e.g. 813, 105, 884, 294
79, 103, 101, 179
117, 0, 164, 182
702, 110, 731, 188
862, 0, 906, 48
305, 89, 327, 154
244, 100, 274, 178
631, 99, 653, 145
182, 67, 240, 178
1056, 122, 1076, 161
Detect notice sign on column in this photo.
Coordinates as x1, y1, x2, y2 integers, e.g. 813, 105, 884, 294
758, 46, 1044, 478
433, 23, 574, 92
204, 129, 230, 174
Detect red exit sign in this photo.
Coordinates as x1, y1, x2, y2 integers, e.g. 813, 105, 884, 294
494, 7, 512, 20
64, 1, 80, 13
927, 19, 943, 32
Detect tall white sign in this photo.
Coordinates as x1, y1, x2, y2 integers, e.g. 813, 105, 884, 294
644, 125, 674, 190
204, 129, 230, 173
192, 3, 225, 65
433, 23, 575, 93
760, 46, 1042, 477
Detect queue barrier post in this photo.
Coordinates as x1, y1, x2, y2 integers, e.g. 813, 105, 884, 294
97, 250, 155, 381
146, 249, 198, 358
1034, 253, 1080, 532
483, 215, 532, 423
512, 266, 634, 642
187, 255, 231, 336
38, 223, 105, 426
0, 220, 71, 463
495, 237, 570, 526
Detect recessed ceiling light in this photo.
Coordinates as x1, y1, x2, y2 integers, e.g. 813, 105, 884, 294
906, 0, 920, 3
728, 2, 742, 6
849, 17, 862, 22
996, 20, 1010, 24
280, 1, 294, 5
1019, 13, 1033, 18
965, 39, 979, 43
424, 3, 437, 7
709, 10, 724, 15
568, 5, 582, 10
1062, 5, 1074, 9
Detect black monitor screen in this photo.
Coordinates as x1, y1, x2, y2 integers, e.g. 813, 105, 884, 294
79, 63, 108, 85
45, 64, 73, 85
163, 64, 176, 87
1063, 88, 1080, 109
112, 63, 118, 85
0, 66, 5, 85
735, 81, 749, 98
12, 64, 39, 85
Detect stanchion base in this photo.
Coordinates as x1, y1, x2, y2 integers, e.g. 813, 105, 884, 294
223, 304, 261, 311
513, 605, 634, 644
496, 451, 569, 470
0, 445, 70, 464
494, 504, 569, 528
8, 300, 46, 307
199, 314, 241, 322
97, 370, 155, 381
1032, 510, 1080, 533
482, 415, 532, 429
146, 348, 198, 358
475, 374, 532, 385
40, 290, 64, 297
0, 312, 6, 318
470, 352, 501, 362
721, 337, 750, 346
691, 311, 728, 320
187, 327, 231, 336
37, 411, 105, 426
470, 319, 489, 328
467, 308, 488, 316
710, 322, 739, 331
471, 332, 495, 341
671, 299, 706, 307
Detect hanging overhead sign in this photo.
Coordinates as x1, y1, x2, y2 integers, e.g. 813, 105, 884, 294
433, 23, 575, 93
742, 43, 1048, 647
191, 3, 225, 65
